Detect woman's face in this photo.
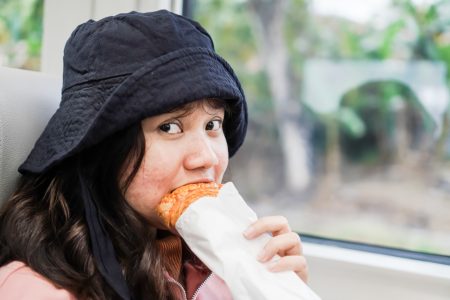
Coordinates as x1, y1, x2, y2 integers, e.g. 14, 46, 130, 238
124, 99, 229, 228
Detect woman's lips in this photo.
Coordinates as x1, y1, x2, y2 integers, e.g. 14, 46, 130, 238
186, 178, 215, 185
171, 178, 215, 192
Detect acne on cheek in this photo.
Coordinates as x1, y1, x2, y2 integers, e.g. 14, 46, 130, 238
126, 182, 162, 221
126, 167, 162, 207
138, 162, 171, 199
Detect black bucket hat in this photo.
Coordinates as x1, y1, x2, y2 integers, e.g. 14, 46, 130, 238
17, 10, 247, 300
19, 9, 247, 174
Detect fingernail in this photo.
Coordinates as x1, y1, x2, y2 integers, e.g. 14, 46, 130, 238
257, 249, 267, 261
243, 226, 254, 238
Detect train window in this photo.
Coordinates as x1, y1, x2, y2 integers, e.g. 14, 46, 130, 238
2, 0, 449, 260
191, 0, 450, 258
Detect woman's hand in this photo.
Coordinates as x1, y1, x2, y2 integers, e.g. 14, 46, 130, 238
243, 216, 309, 283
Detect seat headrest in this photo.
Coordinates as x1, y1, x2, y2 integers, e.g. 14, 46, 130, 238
0, 67, 61, 203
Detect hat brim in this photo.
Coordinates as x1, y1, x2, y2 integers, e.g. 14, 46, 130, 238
19, 47, 247, 174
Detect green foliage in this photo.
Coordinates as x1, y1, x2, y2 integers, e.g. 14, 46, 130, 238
0, 0, 43, 70
193, 0, 450, 163
338, 107, 366, 138
378, 20, 405, 59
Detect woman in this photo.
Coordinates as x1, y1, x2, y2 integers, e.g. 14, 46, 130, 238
0, 10, 308, 299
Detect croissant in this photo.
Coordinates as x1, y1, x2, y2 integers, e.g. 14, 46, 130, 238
157, 182, 222, 229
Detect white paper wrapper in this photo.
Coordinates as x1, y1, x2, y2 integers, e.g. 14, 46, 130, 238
175, 182, 321, 300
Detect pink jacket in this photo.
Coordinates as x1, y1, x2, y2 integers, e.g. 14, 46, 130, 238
0, 261, 233, 300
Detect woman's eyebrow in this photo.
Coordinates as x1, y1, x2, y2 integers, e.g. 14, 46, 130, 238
163, 109, 194, 120
162, 101, 225, 121
165, 104, 196, 118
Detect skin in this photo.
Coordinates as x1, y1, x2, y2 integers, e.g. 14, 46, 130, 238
124, 99, 308, 283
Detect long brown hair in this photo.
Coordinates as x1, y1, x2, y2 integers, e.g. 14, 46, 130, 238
0, 123, 171, 299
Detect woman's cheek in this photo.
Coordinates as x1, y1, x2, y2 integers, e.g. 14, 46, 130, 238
124, 165, 161, 219
216, 137, 229, 181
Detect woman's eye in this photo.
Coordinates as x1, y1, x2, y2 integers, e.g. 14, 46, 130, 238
206, 119, 222, 131
159, 122, 182, 134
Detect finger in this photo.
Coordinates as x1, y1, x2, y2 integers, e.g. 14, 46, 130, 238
257, 232, 302, 262
267, 255, 309, 283
243, 216, 291, 239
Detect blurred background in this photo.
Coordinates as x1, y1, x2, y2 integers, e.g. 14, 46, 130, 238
1, 0, 449, 257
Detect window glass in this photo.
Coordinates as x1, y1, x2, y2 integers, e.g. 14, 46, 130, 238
194, 0, 450, 256
0, 0, 43, 70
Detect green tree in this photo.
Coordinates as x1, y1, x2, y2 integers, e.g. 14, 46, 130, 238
0, 0, 43, 70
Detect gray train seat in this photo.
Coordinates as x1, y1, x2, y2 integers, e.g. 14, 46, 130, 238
0, 67, 61, 203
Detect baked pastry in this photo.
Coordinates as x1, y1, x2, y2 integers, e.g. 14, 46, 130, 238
157, 182, 222, 229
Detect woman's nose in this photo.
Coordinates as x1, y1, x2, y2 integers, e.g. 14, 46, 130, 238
184, 134, 219, 170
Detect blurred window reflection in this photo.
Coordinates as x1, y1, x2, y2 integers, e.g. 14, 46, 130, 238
194, 0, 450, 256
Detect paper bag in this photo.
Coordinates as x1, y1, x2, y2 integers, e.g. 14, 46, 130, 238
175, 182, 321, 300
